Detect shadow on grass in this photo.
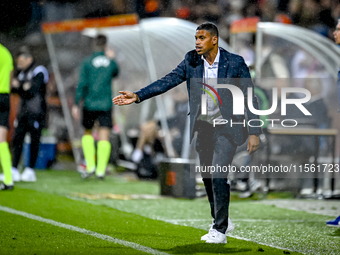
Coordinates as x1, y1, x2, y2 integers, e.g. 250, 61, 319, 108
161, 243, 251, 254
329, 228, 340, 237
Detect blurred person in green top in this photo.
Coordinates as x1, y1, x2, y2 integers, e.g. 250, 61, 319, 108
0, 43, 14, 190
72, 34, 119, 179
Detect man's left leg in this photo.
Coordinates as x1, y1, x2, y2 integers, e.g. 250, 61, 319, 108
29, 120, 43, 169
96, 127, 111, 178
21, 118, 43, 182
206, 135, 237, 243
95, 110, 112, 178
81, 109, 97, 175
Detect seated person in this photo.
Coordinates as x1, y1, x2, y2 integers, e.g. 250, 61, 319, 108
131, 96, 188, 179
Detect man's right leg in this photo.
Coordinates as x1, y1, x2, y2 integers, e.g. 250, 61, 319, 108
82, 129, 96, 173
195, 122, 215, 219
81, 109, 96, 176
12, 117, 27, 169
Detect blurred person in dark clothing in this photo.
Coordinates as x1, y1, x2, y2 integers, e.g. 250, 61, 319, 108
10, 47, 49, 182
319, 0, 336, 29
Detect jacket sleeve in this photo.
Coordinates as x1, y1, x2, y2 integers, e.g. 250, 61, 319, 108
134, 59, 187, 102
238, 58, 263, 135
75, 62, 88, 105
17, 73, 44, 100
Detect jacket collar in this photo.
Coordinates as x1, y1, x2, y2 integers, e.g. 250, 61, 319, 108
218, 48, 229, 78
192, 47, 230, 79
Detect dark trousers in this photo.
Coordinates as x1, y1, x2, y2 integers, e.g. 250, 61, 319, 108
195, 120, 237, 234
12, 115, 43, 169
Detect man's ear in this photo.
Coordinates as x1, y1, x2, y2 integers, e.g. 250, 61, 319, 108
212, 36, 218, 45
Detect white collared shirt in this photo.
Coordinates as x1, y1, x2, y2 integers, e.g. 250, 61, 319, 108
202, 48, 220, 82
198, 48, 223, 123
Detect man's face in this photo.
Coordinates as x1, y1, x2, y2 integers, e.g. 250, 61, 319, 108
16, 55, 33, 70
195, 30, 217, 55
333, 22, 340, 45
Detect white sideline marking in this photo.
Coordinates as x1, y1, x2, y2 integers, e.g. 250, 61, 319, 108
0, 205, 169, 255
226, 234, 298, 254
161, 218, 319, 223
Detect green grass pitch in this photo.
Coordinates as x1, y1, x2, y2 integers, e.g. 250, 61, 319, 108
0, 170, 339, 254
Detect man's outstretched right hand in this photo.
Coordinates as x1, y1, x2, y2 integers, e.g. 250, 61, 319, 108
112, 91, 139, 106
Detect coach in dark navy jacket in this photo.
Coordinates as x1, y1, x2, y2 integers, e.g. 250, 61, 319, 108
113, 22, 262, 244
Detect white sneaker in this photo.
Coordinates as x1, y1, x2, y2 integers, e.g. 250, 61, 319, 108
21, 167, 37, 182
249, 179, 262, 192
0, 167, 21, 182
205, 229, 227, 244
201, 218, 234, 241
227, 218, 235, 233
201, 228, 215, 241
12, 167, 21, 182
131, 149, 143, 163
79, 168, 95, 179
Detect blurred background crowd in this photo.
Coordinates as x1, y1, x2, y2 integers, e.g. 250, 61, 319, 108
1, 0, 340, 43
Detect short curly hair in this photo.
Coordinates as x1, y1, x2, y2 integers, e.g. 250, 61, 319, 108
196, 22, 219, 38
